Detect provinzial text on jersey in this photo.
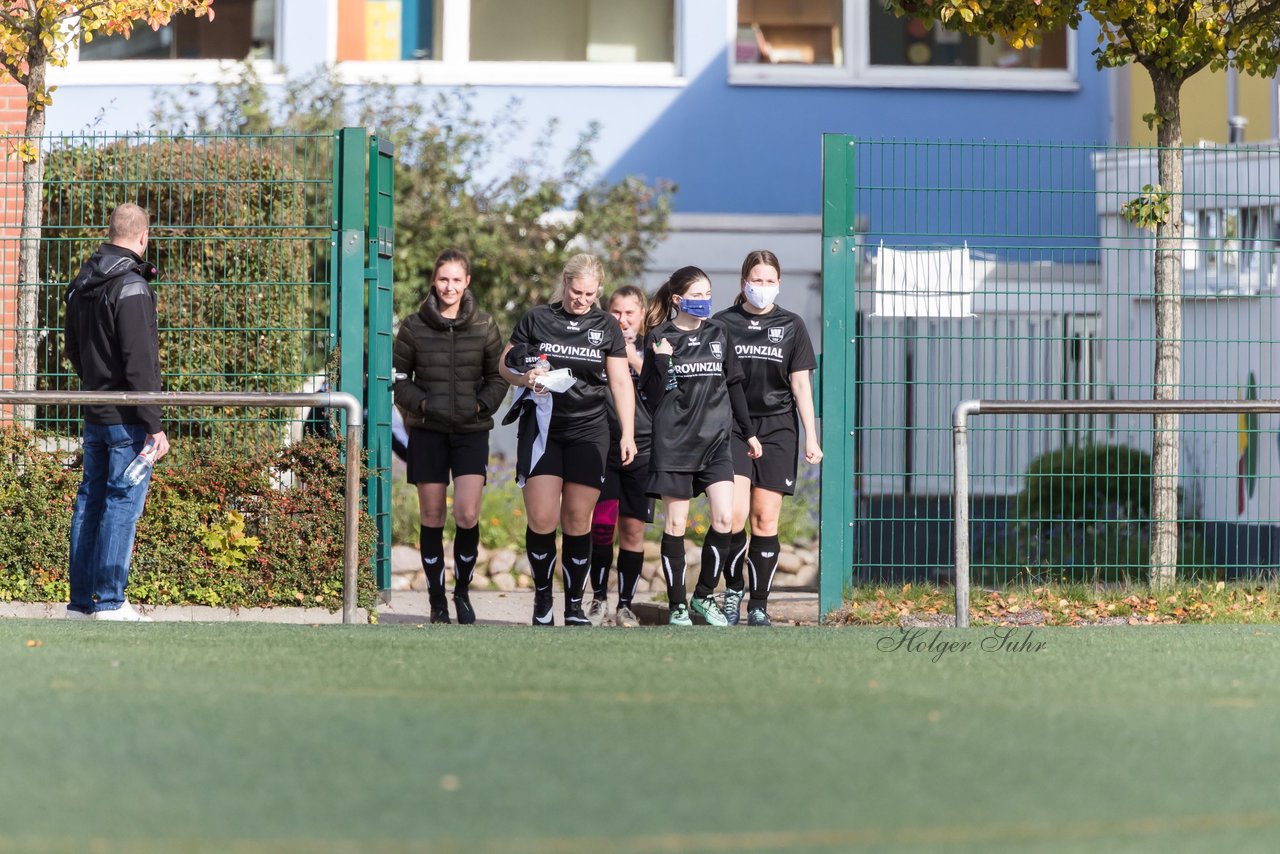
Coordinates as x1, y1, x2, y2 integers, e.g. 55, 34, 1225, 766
672, 361, 723, 374
735, 344, 784, 360
538, 342, 603, 359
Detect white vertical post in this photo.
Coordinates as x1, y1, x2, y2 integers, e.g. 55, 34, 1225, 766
952, 401, 977, 628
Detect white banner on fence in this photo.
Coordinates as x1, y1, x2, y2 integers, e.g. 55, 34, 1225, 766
873, 242, 978, 318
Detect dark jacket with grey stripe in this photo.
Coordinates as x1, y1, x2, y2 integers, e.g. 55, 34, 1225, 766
64, 243, 162, 433
393, 290, 506, 433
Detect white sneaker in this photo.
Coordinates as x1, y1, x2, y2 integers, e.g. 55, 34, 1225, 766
585, 597, 607, 627
93, 601, 153, 622
65, 607, 93, 620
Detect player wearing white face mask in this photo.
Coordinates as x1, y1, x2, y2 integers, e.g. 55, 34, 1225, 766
713, 250, 821, 626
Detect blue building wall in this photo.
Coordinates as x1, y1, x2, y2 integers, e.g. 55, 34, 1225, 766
43, 1, 1114, 219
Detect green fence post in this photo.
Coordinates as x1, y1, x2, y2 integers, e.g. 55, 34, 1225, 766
333, 127, 369, 585
334, 128, 368, 416
366, 134, 395, 590
819, 134, 858, 622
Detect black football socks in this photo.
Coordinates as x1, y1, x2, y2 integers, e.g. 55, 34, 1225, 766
695, 528, 733, 599
724, 528, 748, 593
561, 532, 592, 616
420, 524, 446, 597
747, 533, 781, 611
589, 540, 614, 602
660, 533, 687, 608
616, 548, 644, 610
526, 527, 558, 595
452, 523, 480, 592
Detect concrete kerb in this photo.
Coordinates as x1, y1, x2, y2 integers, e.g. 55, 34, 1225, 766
1, 590, 819, 626
0, 601, 372, 624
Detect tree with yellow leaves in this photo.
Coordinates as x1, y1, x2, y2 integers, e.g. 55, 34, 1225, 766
0, 1, 214, 420
886, 0, 1280, 587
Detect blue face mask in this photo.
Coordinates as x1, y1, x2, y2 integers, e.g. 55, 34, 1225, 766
680, 297, 712, 318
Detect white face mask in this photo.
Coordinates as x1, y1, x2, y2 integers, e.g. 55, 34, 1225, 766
743, 283, 779, 310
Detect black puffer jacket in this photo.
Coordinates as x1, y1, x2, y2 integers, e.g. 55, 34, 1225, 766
393, 290, 506, 433
64, 243, 162, 433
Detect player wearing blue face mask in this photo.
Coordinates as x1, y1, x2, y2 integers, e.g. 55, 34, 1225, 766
713, 250, 821, 627
639, 266, 762, 626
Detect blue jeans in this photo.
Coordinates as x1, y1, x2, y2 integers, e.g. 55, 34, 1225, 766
68, 422, 152, 614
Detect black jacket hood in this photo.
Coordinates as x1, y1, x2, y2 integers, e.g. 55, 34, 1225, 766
66, 243, 156, 303
419, 288, 476, 331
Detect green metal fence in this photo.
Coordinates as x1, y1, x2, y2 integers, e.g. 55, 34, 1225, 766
0, 129, 393, 589
820, 135, 1280, 614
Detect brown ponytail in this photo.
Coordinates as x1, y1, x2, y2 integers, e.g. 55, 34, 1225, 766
645, 266, 709, 330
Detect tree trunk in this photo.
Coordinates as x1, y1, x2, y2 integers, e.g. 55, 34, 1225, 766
14, 47, 46, 425
1149, 69, 1184, 589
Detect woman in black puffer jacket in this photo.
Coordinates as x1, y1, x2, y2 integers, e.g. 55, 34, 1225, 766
393, 249, 507, 625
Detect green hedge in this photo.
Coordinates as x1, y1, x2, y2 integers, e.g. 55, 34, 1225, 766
979, 443, 1216, 586
38, 137, 317, 450
0, 425, 377, 611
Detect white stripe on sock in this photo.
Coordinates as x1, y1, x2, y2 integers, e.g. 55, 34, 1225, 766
729, 542, 747, 581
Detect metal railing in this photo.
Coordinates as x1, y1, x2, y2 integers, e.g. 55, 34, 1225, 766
0, 390, 364, 624
952, 399, 1280, 628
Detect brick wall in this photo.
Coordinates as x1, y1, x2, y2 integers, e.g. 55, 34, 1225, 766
0, 77, 24, 410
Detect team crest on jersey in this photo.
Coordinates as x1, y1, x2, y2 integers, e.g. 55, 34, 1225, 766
710, 341, 723, 358
588, 329, 603, 346
767, 327, 785, 343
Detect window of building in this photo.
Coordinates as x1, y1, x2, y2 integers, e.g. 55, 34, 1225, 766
78, 0, 276, 61
735, 0, 842, 66
336, 0, 674, 66
337, 0, 443, 61
866, 4, 1066, 71
1181, 206, 1275, 295
732, 0, 1075, 89
471, 0, 674, 63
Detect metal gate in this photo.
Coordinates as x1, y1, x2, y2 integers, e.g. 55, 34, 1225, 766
820, 133, 1280, 616
0, 128, 395, 589
333, 128, 396, 590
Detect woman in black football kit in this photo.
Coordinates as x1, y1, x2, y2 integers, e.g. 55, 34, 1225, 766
586, 285, 654, 628
715, 250, 821, 626
640, 266, 762, 627
499, 254, 637, 627
393, 249, 507, 625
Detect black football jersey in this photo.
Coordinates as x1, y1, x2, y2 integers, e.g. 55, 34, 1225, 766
606, 334, 653, 458
713, 303, 816, 416
509, 303, 626, 429
640, 318, 743, 472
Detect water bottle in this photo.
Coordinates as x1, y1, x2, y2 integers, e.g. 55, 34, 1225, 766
111, 439, 157, 489
529, 352, 550, 390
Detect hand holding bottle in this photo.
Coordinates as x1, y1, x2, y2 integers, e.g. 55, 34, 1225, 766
110, 431, 169, 489
528, 353, 551, 394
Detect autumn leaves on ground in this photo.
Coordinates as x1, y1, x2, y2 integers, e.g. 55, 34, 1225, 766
833, 581, 1280, 627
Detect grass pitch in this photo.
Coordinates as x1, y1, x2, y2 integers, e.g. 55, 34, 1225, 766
2, 621, 1279, 853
